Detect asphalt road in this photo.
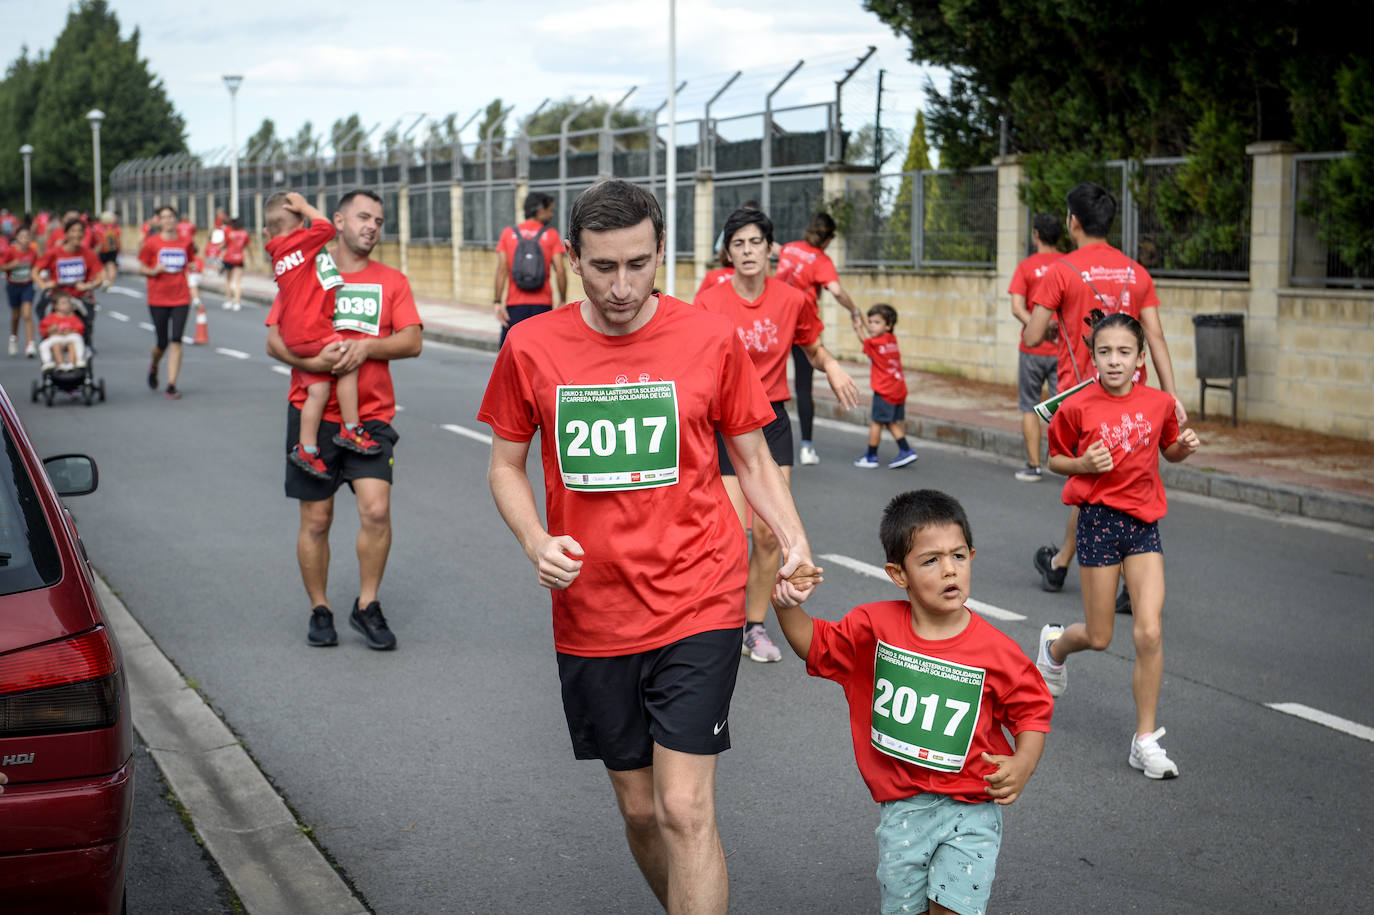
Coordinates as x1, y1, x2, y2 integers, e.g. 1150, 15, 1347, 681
4, 284, 1371, 913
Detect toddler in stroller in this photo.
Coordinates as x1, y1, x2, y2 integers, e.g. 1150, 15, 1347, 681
31, 291, 105, 405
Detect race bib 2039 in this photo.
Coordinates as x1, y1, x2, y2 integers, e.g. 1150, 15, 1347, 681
332, 283, 382, 336
554, 382, 679, 492
870, 641, 985, 772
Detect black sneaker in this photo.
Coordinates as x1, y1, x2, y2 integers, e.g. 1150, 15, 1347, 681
1034, 544, 1067, 592
147, 363, 158, 390
350, 598, 396, 650
1116, 585, 1133, 615
307, 606, 337, 647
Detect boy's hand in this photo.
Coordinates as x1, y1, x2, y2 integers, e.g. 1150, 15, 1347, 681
1080, 440, 1113, 474
1177, 428, 1200, 454
786, 562, 824, 590
282, 192, 308, 215
774, 547, 819, 608
981, 751, 1035, 805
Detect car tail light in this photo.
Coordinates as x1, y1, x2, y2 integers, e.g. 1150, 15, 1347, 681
0, 627, 120, 737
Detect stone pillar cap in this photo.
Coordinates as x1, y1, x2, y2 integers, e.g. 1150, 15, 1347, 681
1245, 140, 1300, 155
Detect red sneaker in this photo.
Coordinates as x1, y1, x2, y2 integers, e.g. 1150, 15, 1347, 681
288, 444, 330, 479
333, 424, 383, 455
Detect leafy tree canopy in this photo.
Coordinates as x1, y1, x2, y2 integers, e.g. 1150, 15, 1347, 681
0, 0, 185, 212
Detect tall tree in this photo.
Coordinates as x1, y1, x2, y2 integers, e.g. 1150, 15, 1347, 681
521, 97, 651, 156
244, 118, 283, 161
475, 99, 509, 157
0, 0, 185, 211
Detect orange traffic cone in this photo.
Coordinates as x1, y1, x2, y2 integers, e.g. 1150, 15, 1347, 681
192, 302, 210, 345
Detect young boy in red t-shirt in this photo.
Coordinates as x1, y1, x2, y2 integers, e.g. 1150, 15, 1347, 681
37, 293, 87, 370
773, 489, 1053, 915
263, 191, 380, 478
852, 303, 918, 469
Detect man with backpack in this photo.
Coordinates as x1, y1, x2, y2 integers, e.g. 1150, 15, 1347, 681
493, 191, 567, 347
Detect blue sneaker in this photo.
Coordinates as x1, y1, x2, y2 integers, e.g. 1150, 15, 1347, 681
889, 449, 919, 468
853, 454, 880, 469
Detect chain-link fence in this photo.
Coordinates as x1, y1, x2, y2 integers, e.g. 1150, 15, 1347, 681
1292, 152, 1374, 288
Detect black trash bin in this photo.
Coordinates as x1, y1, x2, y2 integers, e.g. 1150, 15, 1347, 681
1191, 313, 1246, 424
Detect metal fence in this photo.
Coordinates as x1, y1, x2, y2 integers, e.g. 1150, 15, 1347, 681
1292, 151, 1374, 288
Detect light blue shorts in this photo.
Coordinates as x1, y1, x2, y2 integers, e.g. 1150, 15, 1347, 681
876, 793, 1002, 915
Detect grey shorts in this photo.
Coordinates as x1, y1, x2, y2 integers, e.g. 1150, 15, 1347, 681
1018, 351, 1059, 413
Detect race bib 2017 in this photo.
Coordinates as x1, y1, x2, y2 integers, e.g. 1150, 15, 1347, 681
870, 641, 985, 772
554, 382, 679, 492
332, 283, 382, 336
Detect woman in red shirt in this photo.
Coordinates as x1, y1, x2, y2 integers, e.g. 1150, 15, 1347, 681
137, 205, 197, 398
221, 217, 249, 311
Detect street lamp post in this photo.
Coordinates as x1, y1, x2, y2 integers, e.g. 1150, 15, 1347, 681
19, 144, 33, 213
86, 109, 104, 214
223, 74, 244, 218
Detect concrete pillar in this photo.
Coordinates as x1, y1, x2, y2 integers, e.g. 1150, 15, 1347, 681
692, 172, 715, 289
253, 193, 264, 268
451, 184, 464, 301
514, 178, 529, 228
135, 197, 145, 234
994, 154, 1029, 382
316, 189, 327, 217
1244, 141, 1299, 420
205, 192, 215, 230
397, 186, 411, 277
821, 167, 849, 269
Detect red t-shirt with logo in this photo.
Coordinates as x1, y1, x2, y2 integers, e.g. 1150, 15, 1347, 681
222, 228, 250, 266
40, 312, 84, 338
497, 219, 563, 306
138, 235, 197, 306
694, 267, 734, 300
1032, 243, 1159, 391
265, 258, 422, 424
35, 246, 101, 298
175, 221, 196, 243
1009, 252, 1059, 357
92, 223, 121, 255
808, 602, 1054, 804
266, 221, 341, 349
861, 332, 908, 404
476, 296, 776, 657
1048, 380, 1179, 522
2, 242, 34, 285
776, 240, 839, 318
695, 277, 821, 402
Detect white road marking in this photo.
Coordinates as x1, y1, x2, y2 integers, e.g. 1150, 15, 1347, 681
271, 365, 292, 376
441, 423, 492, 445
182, 336, 195, 344
108, 285, 142, 298
108, 311, 130, 322
818, 553, 1026, 621
138, 322, 154, 332
215, 347, 251, 360
1265, 703, 1374, 743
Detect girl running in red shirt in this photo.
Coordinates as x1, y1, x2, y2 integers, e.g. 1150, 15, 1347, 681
1035, 313, 1199, 780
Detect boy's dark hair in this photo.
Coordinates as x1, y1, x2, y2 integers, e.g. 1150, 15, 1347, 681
880, 490, 973, 565
720, 207, 773, 267
568, 179, 663, 257
867, 303, 898, 329
155, 205, 177, 219
1032, 212, 1062, 248
338, 188, 383, 212
1090, 312, 1146, 351
63, 217, 86, 233
524, 191, 554, 219
803, 211, 836, 247
1066, 182, 1116, 238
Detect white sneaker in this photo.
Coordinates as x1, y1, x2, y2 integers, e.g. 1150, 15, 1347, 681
1036, 624, 1067, 697
799, 444, 820, 465
1129, 727, 1179, 779
231, 301, 241, 311
25, 341, 36, 358
7, 336, 16, 356
222, 300, 233, 310
742, 624, 783, 662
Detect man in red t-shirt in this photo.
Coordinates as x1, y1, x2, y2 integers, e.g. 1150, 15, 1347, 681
493, 191, 567, 347
266, 189, 422, 651
776, 211, 862, 465
137, 205, 198, 398
1022, 182, 1184, 599
1009, 213, 1065, 482
479, 180, 821, 913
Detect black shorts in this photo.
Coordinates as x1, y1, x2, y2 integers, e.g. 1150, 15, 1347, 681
556, 627, 743, 770
6, 283, 33, 310
148, 304, 189, 350
716, 401, 793, 476
283, 404, 399, 501
871, 394, 906, 424
98, 250, 118, 265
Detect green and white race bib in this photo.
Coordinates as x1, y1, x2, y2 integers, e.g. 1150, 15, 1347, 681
315, 250, 344, 291
332, 283, 382, 336
870, 640, 985, 772
554, 382, 679, 492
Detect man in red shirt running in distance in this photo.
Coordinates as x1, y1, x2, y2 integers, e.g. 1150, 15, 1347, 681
1022, 182, 1185, 600
266, 189, 422, 651
696, 206, 859, 664
1009, 213, 1064, 482
493, 191, 567, 347
776, 211, 862, 465
479, 180, 822, 914
137, 205, 198, 398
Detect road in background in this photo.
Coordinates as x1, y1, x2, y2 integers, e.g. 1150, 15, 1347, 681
4, 286, 1371, 912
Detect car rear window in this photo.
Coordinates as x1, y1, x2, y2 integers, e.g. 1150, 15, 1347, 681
0, 423, 62, 595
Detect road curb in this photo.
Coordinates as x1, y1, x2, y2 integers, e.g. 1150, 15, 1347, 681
94, 571, 370, 915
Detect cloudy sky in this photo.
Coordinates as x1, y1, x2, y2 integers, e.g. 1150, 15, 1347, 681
2, 0, 943, 163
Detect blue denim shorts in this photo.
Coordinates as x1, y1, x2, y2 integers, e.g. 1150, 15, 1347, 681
1075, 503, 1162, 567
872, 394, 906, 424
876, 793, 1002, 915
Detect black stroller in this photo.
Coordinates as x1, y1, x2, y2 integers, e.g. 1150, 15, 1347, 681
30, 289, 106, 406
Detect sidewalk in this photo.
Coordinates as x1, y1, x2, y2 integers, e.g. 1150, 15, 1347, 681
186, 263, 1374, 530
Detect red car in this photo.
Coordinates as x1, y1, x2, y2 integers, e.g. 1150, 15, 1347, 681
0, 382, 131, 914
